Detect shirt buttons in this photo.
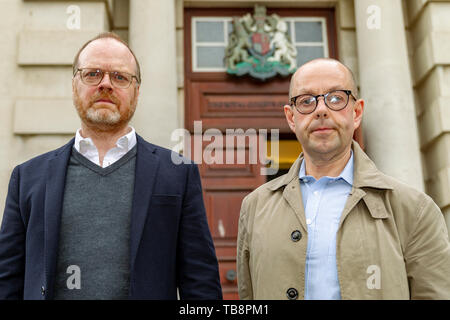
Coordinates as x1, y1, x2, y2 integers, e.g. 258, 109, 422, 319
286, 288, 299, 300
313, 191, 319, 196
306, 218, 312, 225
291, 230, 302, 242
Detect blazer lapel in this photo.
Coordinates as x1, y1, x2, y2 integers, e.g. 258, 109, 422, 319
129, 136, 160, 273
44, 139, 74, 298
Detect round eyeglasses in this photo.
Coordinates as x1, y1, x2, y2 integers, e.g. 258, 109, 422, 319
290, 90, 357, 114
74, 68, 139, 89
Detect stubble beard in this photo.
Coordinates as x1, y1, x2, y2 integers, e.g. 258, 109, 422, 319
85, 106, 121, 125
300, 129, 342, 161
73, 87, 137, 130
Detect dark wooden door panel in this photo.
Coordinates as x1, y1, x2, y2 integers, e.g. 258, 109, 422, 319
186, 80, 290, 132
204, 190, 247, 241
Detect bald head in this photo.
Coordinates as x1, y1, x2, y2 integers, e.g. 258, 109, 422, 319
73, 32, 141, 84
289, 58, 358, 100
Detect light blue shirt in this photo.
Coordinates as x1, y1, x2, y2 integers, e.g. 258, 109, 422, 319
299, 151, 354, 300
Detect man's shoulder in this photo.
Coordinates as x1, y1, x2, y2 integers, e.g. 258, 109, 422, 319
377, 171, 431, 204
362, 169, 440, 224
353, 141, 434, 211
242, 173, 287, 208
136, 135, 196, 169
15, 139, 74, 172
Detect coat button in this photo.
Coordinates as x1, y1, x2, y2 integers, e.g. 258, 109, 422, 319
41, 286, 45, 296
286, 288, 298, 300
291, 230, 302, 242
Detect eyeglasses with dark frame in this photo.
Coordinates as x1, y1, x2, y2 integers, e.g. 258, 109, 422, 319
290, 90, 357, 115
74, 68, 140, 89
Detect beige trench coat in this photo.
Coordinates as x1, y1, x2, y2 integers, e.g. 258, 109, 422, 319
237, 141, 450, 299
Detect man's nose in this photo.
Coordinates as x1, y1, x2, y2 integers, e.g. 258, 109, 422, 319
314, 96, 329, 118
98, 72, 113, 90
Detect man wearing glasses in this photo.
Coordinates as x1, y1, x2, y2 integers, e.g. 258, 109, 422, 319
237, 58, 450, 299
0, 32, 222, 299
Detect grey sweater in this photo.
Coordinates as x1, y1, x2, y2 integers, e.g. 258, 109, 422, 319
53, 146, 136, 300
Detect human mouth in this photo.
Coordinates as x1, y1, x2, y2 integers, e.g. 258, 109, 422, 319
312, 127, 334, 133
95, 99, 114, 104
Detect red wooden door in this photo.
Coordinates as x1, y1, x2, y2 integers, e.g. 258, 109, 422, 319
191, 136, 266, 299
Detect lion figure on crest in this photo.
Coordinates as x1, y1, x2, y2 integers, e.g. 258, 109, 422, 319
267, 18, 297, 72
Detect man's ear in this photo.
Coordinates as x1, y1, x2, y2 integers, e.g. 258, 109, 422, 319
284, 104, 296, 133
353, 99, 364, 129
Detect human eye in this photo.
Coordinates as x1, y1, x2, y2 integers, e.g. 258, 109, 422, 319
298, 95, 315, 106
327, 92, 345, 104
84, 69, 100, 78
114, 72, 130, 82
329, 95, 342, 103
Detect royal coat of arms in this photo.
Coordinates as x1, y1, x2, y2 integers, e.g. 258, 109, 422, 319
225, 5, 297, 81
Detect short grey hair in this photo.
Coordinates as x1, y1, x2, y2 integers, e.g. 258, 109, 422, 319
73, 32, 141, 84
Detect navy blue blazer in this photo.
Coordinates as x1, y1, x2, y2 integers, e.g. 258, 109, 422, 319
0, 135, 222, 299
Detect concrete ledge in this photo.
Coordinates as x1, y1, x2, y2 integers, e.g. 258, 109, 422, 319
418, 96, 450, 147
14, 98, 79, 134
406, 0, 428, 27
426, 166, 450, 208
409, 3, 450, 49
20, 1, 109, 31
415, 67, 445, 115
17, 30, 102, 65
113, 0, 129, 29
406, 0, 450, 26
338, 29, 359, 85
423, 133, 450, 180
184, 0, 339, 8
337, 0, 355, 29
413, 31, 450, 84
176, 0, 184, 29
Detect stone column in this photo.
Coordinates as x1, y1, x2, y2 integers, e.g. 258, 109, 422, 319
354, 0, 424, 191
128, 0, 178, 149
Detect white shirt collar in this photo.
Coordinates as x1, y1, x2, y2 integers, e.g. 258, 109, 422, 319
74, 127, 137, 167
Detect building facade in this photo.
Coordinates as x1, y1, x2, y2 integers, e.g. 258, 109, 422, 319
0, 0, 449, 298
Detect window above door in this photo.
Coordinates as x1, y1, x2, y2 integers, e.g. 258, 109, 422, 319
191, 16, 329, 72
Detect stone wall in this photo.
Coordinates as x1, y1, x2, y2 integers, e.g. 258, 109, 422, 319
405, 0, 450, 233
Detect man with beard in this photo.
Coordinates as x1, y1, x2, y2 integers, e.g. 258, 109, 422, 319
237, 58, 450, 300
0, 32, 222, 300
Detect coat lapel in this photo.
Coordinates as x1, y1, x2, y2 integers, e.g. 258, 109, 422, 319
269, 156, 307, 231
338, 188, 366, 229
129, 135, 160, 273
338, 141, 394, 227
283, 178, 308, 232
44, 139, 74, 297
